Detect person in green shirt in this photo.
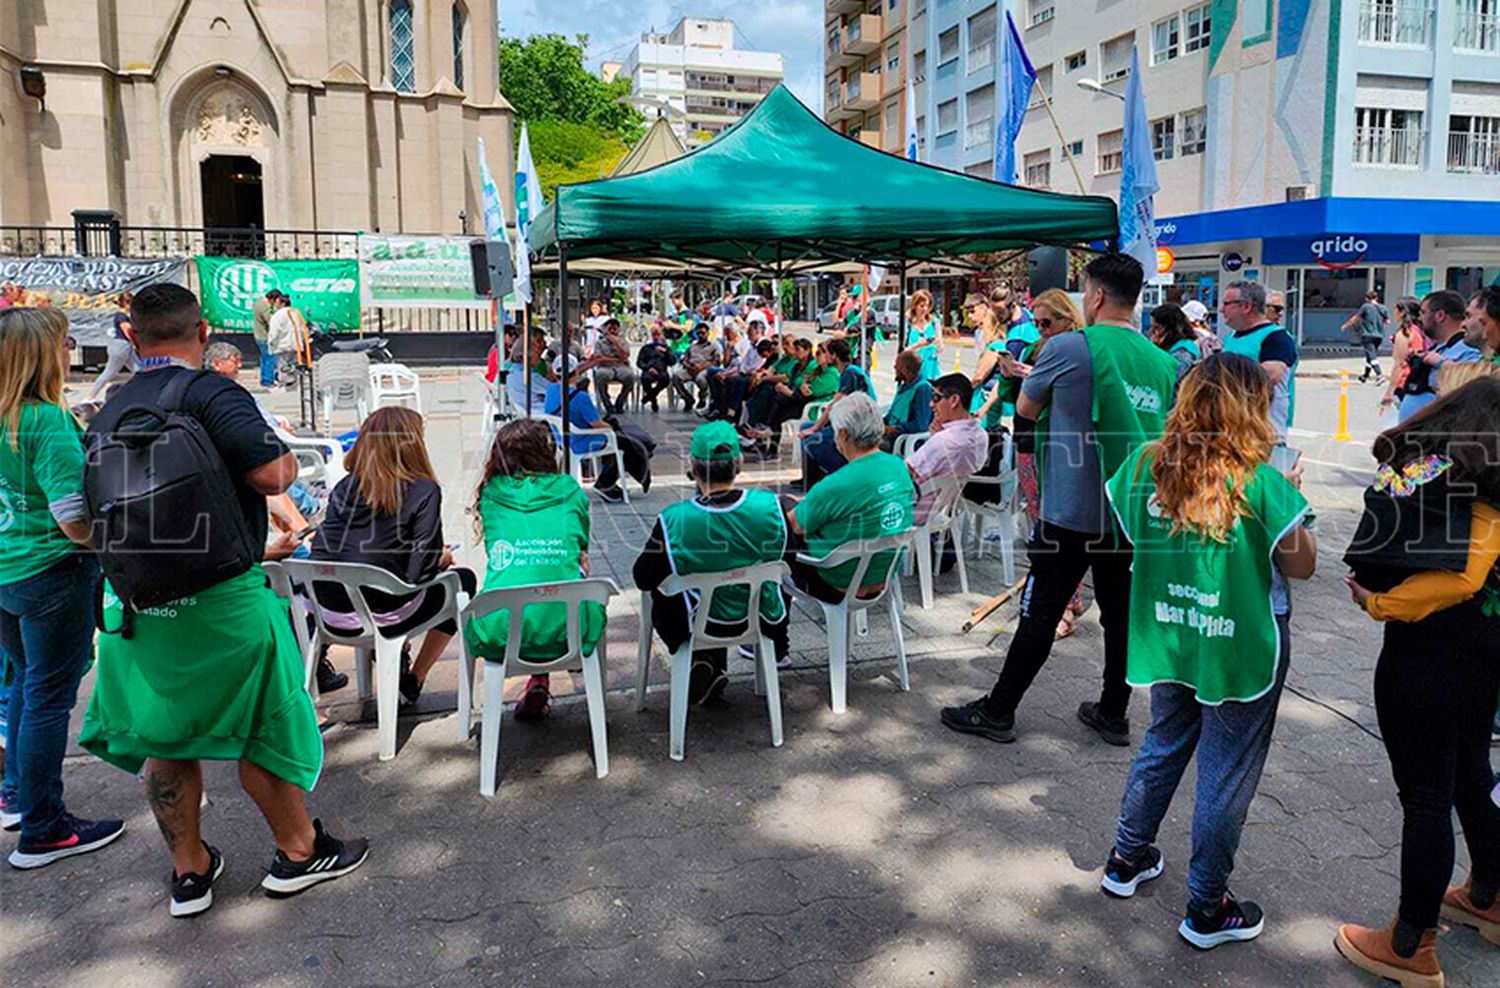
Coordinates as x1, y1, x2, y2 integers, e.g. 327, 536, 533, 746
744, 336, 812, 430
798, 338, 879, 486
748, 339, 838, 459
0, 306, 122, 867
788, 393, 915, 599
1098, 353, 1316, 950
465, 418, 604, 721
633, 421, 792, 705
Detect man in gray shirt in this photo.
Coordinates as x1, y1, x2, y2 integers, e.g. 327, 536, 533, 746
1343, 290, 1389, 384
250, 289, 280, 388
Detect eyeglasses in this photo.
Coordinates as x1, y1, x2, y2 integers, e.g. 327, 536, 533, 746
930, 392, 955, 404
1222, 298, 1251, 308
1035, 317, 1054, 329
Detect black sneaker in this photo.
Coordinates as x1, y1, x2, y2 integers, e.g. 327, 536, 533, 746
8, 814, 126, 870
399, 670, 424, 707
171, 844, 225, 918
260, 819, 369, 897
1077, 701, 1130, 747
939, 698, 1016, 743
640, 468, 653, 496
316, 656, 349, 694
1179, 893, 1265, 949
596, 485, 626, 504
1100, 845, 1165, 898
687, 660, 728, 706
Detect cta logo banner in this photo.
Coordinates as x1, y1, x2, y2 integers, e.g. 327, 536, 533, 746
195, 256, 361, 332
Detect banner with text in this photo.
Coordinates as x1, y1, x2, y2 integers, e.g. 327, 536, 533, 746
195, 256, 361, 332
358, 234, 487, 309
0, 256, 188, 346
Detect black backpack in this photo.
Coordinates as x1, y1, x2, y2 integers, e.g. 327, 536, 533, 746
84, 370, 261, 636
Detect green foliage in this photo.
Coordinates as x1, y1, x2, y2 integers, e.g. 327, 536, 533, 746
527, 119, 629, 198
499, 33, 644, 146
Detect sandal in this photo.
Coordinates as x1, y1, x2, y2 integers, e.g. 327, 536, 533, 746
1055, 612, 1077, 641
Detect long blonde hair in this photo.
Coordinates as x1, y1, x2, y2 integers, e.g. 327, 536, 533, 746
1030, 289, 1082, 335
344, 406, 437, 515
907, 288, 935, 325
0, 307, 71, 449
1147, 353, 1276, 542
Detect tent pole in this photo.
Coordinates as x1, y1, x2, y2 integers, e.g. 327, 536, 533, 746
898, 257, 908, 360
523, 304, 532, 417
559, 247, 571, 475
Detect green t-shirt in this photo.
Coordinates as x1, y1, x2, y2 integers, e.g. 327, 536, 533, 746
794, 450, 915, 590
803, 364, 840, 400
1106, 445, 1309, 704
0, 402, 86, 585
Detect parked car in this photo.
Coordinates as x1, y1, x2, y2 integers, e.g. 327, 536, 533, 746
816, 301, 840, 331
867, 294, 903, 332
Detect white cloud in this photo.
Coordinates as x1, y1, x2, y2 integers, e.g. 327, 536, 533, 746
499, 0, 826, 111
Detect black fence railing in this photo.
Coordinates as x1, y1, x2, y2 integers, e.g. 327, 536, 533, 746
0, 224, 362, 260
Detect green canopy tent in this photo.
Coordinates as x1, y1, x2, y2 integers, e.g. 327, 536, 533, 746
526, 84, 1119, 464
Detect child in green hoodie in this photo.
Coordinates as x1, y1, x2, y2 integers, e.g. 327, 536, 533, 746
465, 419, 606, 719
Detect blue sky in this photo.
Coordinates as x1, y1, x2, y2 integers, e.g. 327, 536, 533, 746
498, 0, 825, 112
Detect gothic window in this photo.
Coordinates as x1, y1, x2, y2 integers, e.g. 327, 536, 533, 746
452, 3, 468, 91
390, 0, 416, 93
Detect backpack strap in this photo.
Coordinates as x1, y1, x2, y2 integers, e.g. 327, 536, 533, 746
158, 368, 210, 414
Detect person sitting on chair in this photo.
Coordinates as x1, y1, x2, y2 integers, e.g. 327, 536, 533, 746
670, 323, 722, 411
797, 338, 876, 487
590, 318, 636, 415
636, 322, 678, 412
544, 355, 654, 504
507, 325, 551, 416
880, 351, 934, 452
633, 421, 794, 706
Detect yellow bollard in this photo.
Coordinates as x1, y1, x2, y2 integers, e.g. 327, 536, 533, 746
954, 350, 962, 373
1333, 370, 1353, 442
871, 346, 878, 372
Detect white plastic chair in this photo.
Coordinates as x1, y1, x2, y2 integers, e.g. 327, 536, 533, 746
315, 352, 371, 433
275, 428, 347, 491
261, 561, 318, 695
540, 414, 630, 503
784, 534, 910, 714
786, 398, 831, 467
457, 578, 619, 796
959, 432, 1022, 585
369, 362, 422, 412
280, 560, 470, 762
892, 431, 931, 460
634, 562, 790, 761
907, 478, 970, 609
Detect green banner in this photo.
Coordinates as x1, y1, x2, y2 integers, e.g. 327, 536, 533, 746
195, 256, 361, 332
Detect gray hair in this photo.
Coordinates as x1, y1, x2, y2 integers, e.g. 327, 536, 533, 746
1226, 280, 1267, 313
828, 392, 883, 451
203, 341, 242, 369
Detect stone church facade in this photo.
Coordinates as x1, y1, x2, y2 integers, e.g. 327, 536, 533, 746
0, 0, 513, 236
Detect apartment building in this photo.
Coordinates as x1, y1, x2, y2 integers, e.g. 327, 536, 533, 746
823, 0, 914, 154
907, 0, 1500, 342
621, 17, 784, 147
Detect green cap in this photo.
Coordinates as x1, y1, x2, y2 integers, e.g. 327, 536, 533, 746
690, 420, 742, 461
849, 283, 863, 297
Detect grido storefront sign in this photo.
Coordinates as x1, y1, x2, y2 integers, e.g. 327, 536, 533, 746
0, 255, 188, 346
1262, 234, 1421, 270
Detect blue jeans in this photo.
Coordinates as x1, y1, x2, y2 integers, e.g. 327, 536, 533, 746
256, 339, 276, 387
801, 426, 847, 477
0, 553, 101, 840
0, 670, 14, 811
1114, 614, 1291, 912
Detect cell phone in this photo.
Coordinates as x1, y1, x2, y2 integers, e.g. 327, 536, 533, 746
1269, 445, 1302, 474
293, 525, 317, 540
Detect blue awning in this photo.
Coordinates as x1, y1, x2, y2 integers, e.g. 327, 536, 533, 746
1152, 196, 1500, 250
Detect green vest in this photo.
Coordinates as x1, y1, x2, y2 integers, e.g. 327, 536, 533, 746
1038, 324, 1177, 485
886, 378, 928, 428
1106, 446, 1309, 703
661, 490, 788, 624
1222, 323, 1297, 428
1169, 338, 1201, 360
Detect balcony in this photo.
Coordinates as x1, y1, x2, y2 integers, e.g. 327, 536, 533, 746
964, 117, 994, 150
1448, 131, 1500, 174
845, 71, 880, 110
859, 129, 883, 149
827, 0, 863, 14
846, 14, 882, 55
1356, 0, 1432, 47
1353, 126, 1426, 168
1455, 5, 1500, 52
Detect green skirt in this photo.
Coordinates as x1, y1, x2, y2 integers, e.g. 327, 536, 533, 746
79, 566, 323, 790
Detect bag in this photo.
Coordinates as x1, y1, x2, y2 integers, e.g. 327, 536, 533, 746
84, 371, 261, 636
1342, 479, 1471, 592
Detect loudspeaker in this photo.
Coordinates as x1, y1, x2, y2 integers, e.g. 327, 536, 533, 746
470, 238, 514, 298
1027, 247, 1068, 294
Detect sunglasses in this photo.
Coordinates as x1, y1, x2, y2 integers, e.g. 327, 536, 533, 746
930, 391, 956, 404
1036, 317, 1054, 329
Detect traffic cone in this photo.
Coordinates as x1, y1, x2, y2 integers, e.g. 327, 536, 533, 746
871, 346, 878, 372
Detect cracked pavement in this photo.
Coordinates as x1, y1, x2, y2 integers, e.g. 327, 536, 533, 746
4, 359, 1497, 986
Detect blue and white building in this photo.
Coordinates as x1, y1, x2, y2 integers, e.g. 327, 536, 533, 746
897, 0, 1500, 343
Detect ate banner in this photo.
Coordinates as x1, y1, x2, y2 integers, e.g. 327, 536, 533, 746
0, 256, 188, 346
358, 234, 487, 308
195, 256, 361, 333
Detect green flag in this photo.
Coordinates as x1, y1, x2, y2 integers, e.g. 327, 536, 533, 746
196, 256, 361, 332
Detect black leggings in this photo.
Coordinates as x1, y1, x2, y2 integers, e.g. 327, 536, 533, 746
649, 588, 791, 667
1375, 610, 1500, 930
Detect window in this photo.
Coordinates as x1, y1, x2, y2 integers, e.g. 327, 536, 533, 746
937, 98, 958, 133
1455, 0, 1500, 53
1354, 106, 1425, 166
885, 100, 900, 134
1152, 15, 1180, 64
887, 41, 901, 74
913, 50, 926, 82
1028, 1, 1056, 28
451, 3, 467, 90
1242, 0, 1272, 46
1097, 128, 1123, 173
965, 84, 994, 148
969, 8, 996, 72
1067, 139, 1084, 157
1152, 116, 1175, 160
1101, 32, 1133, 83
1359, 0, 1435, 46
1064, 50, 1087, 72
389, 0, 415, 93
1031, 65, 1052, 108
1448, 114, 1500, 174
827, 78, 842, 109
1024, 149, 1051, 188
939, 27, 959, 64
965, 161, 992, 177
1184, 4, 1212, 53
1180, 107, 1206, 155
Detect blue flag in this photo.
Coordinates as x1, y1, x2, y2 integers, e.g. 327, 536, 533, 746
1118, 45, 1160, 274
993, 11, 1036, 184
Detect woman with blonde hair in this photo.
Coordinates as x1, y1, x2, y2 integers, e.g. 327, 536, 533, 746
0, 307, 124, 866
901, 288, 942, 381
1097, 353, 1316, 949
310, 406, 477, 706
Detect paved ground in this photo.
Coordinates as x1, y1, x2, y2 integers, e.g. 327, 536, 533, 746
4, 346, 1496, 987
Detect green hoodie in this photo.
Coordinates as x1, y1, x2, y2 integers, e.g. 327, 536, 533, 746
464, 472, 606, 662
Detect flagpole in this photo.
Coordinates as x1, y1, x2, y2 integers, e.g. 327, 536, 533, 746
1033, 80, 1087, 194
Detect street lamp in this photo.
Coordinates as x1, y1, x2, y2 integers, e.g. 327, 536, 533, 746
1077, 78, 1126, 101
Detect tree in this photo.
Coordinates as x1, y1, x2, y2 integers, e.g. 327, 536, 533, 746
499, 34, 644, 146
526, 119, 629, 199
